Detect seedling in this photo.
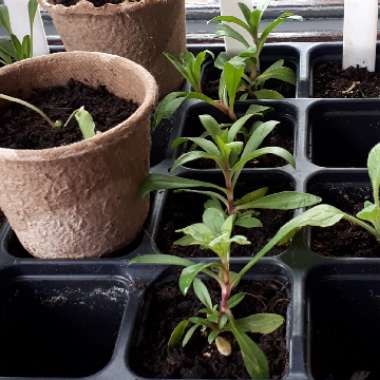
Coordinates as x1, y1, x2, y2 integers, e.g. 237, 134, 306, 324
210, 1, 302, 99
142, 110, 321, 225
130, 205, 286, 379
0, 0, 38, 64
0, 94, 96, 140
154, 51, 246, 127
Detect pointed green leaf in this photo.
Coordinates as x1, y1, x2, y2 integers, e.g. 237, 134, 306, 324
193, 278, 213, 310
203, 207, 226, 234
235, 212, 263, 228
171, 151, 216, 172
182, 324, 200, 347
74, 107, 96, 140
168, 320, 189, 349
368, 143, 380, 207
152, 91, 187, 129
236, 313, 284, 334
179, 263, 213, 295
235, 187, 269, 206
129, 254, 194, 267
228, 292, 246, 309
254, 89, 284, 99
0, 5, 12, 35
227, 113, 256, 142
215, 24, 250, 48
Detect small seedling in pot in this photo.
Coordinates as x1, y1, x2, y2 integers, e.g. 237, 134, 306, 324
130, 205, 286, 379
210, 1, 302, 99
0, 94, 96, 140
142, 110, 321, 226
154, 50, 247, 127
0, 0, 38, 65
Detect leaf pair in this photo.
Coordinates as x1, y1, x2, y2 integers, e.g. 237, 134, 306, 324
0, 0, 38, 65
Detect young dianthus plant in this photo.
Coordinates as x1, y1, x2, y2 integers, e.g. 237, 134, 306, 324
154, 50, 245, 127
0, 94, 96, 140
211, 1, 302, 99
0, 0, 38, 65
142, 109, 321, 226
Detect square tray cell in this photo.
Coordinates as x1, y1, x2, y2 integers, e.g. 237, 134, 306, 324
153, 171, 296, 258
128, 263, 291, 380
305, 172, 380, 258
176, 101, 297, 169
0, 274, 129, 377
307, 101, 380, 168
307, 264, 380, 380
308, 43, 380, 97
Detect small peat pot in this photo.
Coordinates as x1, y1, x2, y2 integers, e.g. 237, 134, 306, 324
39, 0, 186, 97
0, 51, 158, 259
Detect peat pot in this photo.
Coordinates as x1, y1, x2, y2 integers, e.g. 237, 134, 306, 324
0, 51, 158, 259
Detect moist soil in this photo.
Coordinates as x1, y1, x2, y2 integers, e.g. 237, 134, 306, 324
0, 80, 138, 150
314, 62, 380, 98
51, 0, 125, 6
309, 182, 380, 258
156, 181, 293, 257
202, 63, 296, 100
131, 272, 289, 379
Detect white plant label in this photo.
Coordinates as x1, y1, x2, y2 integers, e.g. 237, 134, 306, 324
343, 0, 378, 72
3, 0, 49, 57
220, 0, 254, 55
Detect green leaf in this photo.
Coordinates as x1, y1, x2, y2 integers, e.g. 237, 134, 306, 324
139, 174, 226, 198
235, 212, 263, 228
237, 191, 322, 211
219, 314, 229, 330
168, 320, 189, 349
182, 324, 200, 347
356, 202, 380, 230
203, 207, 226, 234
368, 143, 380, 208
228, 292, 246, 309
171, 151, 216, 172
21, 35, 32, 59
152, 91, 187, 129
74, 107, 96, 140
10, 34, 23, 60
222, 61, 245, 110
236, 313, 284, 334
254, 89, 284, 99
210, 15, 251, 35
238, 2, 252, 25
179, 263, 213, 295
230, 235, 251, 245
175, 189, 228, 207
245, 104, 271, 116
0, 5, 12, 35
208, 330, 220, 344
235, 187, 268, 206
227, 113, 256, 143
230, 317, 269, 379
28, 0, 38, 36
176, 223, 214, 245
204, 198, 224, 211
193, 278, 213, 310
215, 24, 250, 48
215, 51, 229, 71
257, 61, 296, 85
235, 205, 347, 286
256, 0, 271, 12
243, 120, 280, 155
129, 254, 194, 267
199, 114, 223, 137
172, 136, 220, 156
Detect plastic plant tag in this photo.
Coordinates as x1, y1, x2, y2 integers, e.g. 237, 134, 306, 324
220, 0, 253, 55
343, 0, 378, 72
3, 0, 49, 57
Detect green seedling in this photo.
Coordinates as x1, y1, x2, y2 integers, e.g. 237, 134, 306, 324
0, 94, 96, 140
211, 0, 302, 99
0, 0, 38, 65
142, 110, 321, 225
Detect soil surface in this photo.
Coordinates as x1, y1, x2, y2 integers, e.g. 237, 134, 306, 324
131, 273, 289, 379
156, 179, 293, 257
52, 0, 125, 6
202, 63, 296, 100
314, 62, 380, 98
309, 182, 380, 257
0, 80, 137, 150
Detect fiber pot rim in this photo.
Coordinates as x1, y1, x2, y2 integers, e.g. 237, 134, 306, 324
0, 51, 158, 162
38, 0, 167, 16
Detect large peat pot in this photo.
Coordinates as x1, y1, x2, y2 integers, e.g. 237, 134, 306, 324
0, 52, 158, 259
39, 0, 186, 97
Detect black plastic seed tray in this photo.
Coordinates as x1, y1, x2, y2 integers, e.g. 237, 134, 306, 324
0, 41, 380, 380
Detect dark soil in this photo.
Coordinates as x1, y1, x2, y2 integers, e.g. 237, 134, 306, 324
0, 80, 137, 150
314, 62, 380, 98
202, 63, 296, 100
52, 0, 125, 6
156, 179, 293, 257
309, 182, 380, 257
131, 272, 289, 379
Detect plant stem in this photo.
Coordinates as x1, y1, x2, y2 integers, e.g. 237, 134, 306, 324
212, 100, 237, 121
220, 264, 231, 314
0, 94, 59, 128
344, 213, 380, 242
224, 169, 235, 215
